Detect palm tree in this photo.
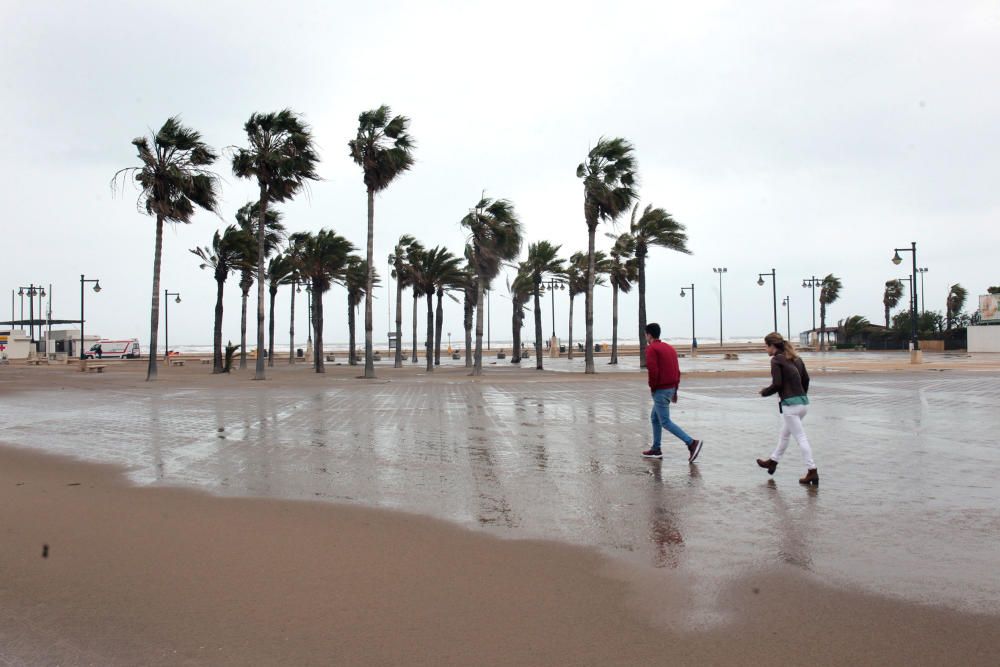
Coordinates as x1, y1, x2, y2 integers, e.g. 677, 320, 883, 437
947, 283, 968, 330
435, 262, 467, 366
883, 279, 905, 328
267, 252, 295, 367
235, 202, 285, 369
389, 235, 420, 368
461, 196, 523, 376
819, 274, 843, 350
508, 263, 533, 363
406, 244, 426, 364
286, 237, 306, 365
461, 247, 478, 368
525, 241, 566, 370
349, 105, 416, 380
232, 109, 319, 380
113, 117, 221, 381
413, 246, 463, 372
577, 138, 638, 373
564, 253, 586, 361
345, 257, 380, 366
630, 203, 690, 368
190, 225, 249, 373
606, 232, 637, 365
288, 230, 355, 373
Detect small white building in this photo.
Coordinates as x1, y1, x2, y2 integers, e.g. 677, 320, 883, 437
968, 325, 1000, 353
42, 329, 101, 359
0, 329, 32, 360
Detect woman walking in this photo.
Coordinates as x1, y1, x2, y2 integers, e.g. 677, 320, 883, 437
756, 332, 818, 485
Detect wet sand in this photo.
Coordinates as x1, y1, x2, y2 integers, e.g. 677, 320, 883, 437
2, 358, 999, 664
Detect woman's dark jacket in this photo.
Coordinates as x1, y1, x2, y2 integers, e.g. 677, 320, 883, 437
761, 353, 810, 400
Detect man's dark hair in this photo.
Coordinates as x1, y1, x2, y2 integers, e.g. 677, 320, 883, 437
645, 323, 661, 339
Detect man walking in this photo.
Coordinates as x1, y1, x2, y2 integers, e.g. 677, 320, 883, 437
642, 323, 702, 462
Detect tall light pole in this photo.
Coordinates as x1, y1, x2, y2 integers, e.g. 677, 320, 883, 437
713, 267, 726, 347
802, 276, 820, 345
164, 290, 181, 360
679, 284, 697, 356
892, 241, 920, 360
757, 269, 777, 333
18, 284, 46, 353
79, 275, 101, 359
782, 296, 791, 341
545, 277, 564, 339
916, 267, 928, 314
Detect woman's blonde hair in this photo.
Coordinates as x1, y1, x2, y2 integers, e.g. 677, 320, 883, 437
764, 331, 799, 360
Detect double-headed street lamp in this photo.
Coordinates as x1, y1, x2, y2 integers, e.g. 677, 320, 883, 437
916, 267, 929, 313
545, 278, 564, 339
679, 284, 697, 355
891, 241, 919, 352
782, 296, 791, 341
164, 290, 181, 360
757, 268, 777, 332
712, 267, 726, 347
79, 275, 101, 359
17, 284, 46, 346
802, 276, 821, 344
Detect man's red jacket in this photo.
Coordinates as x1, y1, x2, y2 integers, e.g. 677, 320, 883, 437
646, 339, 681, 391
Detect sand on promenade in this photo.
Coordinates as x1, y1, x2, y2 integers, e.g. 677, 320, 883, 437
2, 445, 998, 666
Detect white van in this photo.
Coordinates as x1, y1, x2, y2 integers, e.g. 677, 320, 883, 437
85, 339, 141, 359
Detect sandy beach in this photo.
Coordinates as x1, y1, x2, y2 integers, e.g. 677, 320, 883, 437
2, 355, 999, 664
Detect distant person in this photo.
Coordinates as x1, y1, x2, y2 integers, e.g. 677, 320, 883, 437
757, 332, 818, 485
642, 323, 703, 462
94, 343, 103, 359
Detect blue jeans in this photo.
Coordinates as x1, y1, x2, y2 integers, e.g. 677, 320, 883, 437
650, 389, 692, 450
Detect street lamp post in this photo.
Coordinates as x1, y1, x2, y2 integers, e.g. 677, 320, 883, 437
891, 241, 920, 361
802, 276, 820, 346
17, 284, 46, 350
679, 284, 697, 356
713, 267, 726, 347
304, 283, 314, 361
79, 275, 101, 359
757, 268, 777, 332
916, 267, 928, 314
782, 296, 791, 341
164, 290, 181, 360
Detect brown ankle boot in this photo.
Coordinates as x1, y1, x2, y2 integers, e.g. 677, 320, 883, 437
799, 468, 819, 486
756, 458, 778, 475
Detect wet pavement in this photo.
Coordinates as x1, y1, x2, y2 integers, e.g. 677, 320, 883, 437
2, 367, 998, 616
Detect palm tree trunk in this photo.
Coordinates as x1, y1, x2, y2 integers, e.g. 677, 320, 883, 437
425, 292, 435, 373
434, 288, 444, 365
288, 283, 295, 365
585, 222, 597, 374
255, 184, 268, 381
268, 286, 277, 367
610, 284, 619, 365
533, 286, 544, 370
568, 295, 575, 360
884, 304, 890, 329
146, 215, 164, 381
394, 276, 403, 368
511, 309, 521, 362
473, 278, 485, 376
240, 289, 248, 369
348, 301, 357, 365
820, 302, 827, 351
364, 188, 375, 379
212, 275, 224, 373
638, 251, 647, 368
464, 290, 473, 368
313, 284, 324, 373
411, 289, 418, 363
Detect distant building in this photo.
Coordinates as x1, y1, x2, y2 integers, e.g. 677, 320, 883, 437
798, 327, 839, 348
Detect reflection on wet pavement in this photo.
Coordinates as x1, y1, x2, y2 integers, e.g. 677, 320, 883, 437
2, 371, 998, 614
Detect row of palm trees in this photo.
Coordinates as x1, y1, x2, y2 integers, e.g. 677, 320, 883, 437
882, 279, 969, 330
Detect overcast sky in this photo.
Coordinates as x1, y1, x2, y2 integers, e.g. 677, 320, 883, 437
2, 0, 998, 350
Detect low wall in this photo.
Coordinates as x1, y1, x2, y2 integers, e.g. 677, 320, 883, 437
968, 325, 1000, 353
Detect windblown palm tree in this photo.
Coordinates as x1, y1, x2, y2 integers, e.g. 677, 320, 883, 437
526, 241, 565, 370
349, 105, 416, 379
577, 138, 638, 373
267, 252, 295, 367
461, 196, 523, 376
288, 230, 355, 373
413, 246, 464, 372
564, 252, 587, 361
508, 263, 533, 363
406, 243, 426, 364
190, 225, 250, 373
819, 274, 843, 350
389, 235, 420, 368
606, 232, 637, 365
232, 109, 319, 380
461, 247, 478, 368
113, 117, 221, 381
630, 203, 690, 367
946, 283, 968, 330
235, 202, 286, 369
883, 279, 905, 329
345, 257, 380, 366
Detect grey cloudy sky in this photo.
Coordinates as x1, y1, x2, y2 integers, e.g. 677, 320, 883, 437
2, 0, 998, 349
